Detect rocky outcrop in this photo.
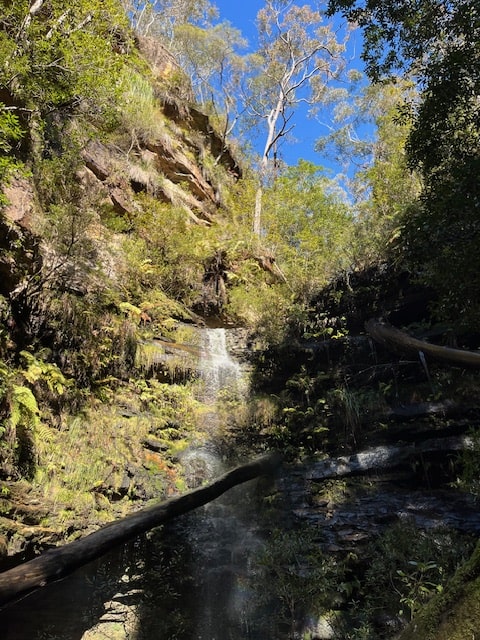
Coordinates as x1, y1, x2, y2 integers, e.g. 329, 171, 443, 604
80, 133, 215, 224
2, 176, 36, 227
161, 99, 242, 179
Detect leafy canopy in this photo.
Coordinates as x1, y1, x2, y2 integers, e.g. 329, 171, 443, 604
328, 0, 480, 326
263, 160, 353, 297
0, 0, 132, 113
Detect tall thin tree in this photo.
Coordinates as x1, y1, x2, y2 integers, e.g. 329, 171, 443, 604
245, 0, 346, 235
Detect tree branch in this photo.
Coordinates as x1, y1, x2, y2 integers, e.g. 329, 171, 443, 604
0, 451, 282, 611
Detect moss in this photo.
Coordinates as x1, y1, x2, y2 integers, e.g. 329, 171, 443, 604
398, 541, 480, 639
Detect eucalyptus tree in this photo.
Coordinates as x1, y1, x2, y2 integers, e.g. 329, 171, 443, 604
327, 0, 480, 326
172, 21, 248, 140
120, 0, 246, 148
316, 76, 421, 262
243, 0, 347, 235
120, 0, 218, 43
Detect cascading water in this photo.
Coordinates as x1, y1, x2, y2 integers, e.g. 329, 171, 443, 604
181, 327, 245, 485
0, 327, 272, 640
199, 328, 243, 400
2, 326, 480, 639
178, 327, 265, 639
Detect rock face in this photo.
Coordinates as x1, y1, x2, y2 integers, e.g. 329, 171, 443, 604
75, 35, 242, 228
2, 176, 36, 227
1, 35, 242, 293
79, 99, 240, 227
0, 35, 246, 562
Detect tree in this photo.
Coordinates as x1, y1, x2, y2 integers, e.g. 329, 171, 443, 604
120, 0, 218, 43
326, 0, 477, 82
327, 0, 480, 327
262, 160, 353, 297
245, 0, 347, 235
172, 21, 248, 139
0, 0, 132, 156
121, 2, 246, 150
316, 76, 421, 262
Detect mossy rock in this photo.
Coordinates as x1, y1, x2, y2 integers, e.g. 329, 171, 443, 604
397, 540, 480, 640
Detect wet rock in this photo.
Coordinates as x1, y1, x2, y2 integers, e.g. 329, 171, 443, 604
313, 615, 336, 639
142, 437, 168, 452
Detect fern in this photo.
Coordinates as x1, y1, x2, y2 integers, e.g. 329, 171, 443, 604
10, 385, 40, 431
20, 350, 72, 395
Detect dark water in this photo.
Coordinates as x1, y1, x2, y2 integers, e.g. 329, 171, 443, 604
2, 464, 480, 640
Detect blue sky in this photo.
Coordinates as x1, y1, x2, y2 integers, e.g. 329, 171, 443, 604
213, 0, 366, 177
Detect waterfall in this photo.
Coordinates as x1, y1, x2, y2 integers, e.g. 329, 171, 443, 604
180, 327, 263, 639
0, 327, 269, 640
180, 328, 245, 487
198, 328, 243, 402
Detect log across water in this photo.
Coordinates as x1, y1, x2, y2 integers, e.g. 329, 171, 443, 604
0, 451, 282, 610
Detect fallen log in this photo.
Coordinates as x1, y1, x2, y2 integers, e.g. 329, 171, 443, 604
366, 319, 480, 367
387, 400, 456, 420
305, 436, 473, 482
0, 451, 282, 610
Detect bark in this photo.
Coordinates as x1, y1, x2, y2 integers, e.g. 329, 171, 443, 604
0, 451, 282, 610
253, 184, 263, 236
366, 319, 480, 367
305, 436, 472, 482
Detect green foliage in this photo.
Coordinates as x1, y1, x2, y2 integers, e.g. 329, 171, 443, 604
0, 103, 23, 204
0, 0, 132, 115
317, 77, 421, 264
20, 350, 72, 396
173, 21, 247, 114
328, 0, 480, 328
262, 160, 354, 299
9, 384, 40, 433
119, 197, 216, 307
360, 521, 475, 635
123, 0, 218, 40
0, 357, 42, 478
134, 378, 202, 433
247, 1, 346, 163
249, 526, 343, 637
395, 539, 480, 640
396, 561, 444, 621
45, 292, 137, 386
118, 68, 168, 147
327, 0, 475, 82
402, 46, 480, 325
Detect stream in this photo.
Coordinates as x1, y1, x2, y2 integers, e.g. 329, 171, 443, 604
1, 328, 479, 639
